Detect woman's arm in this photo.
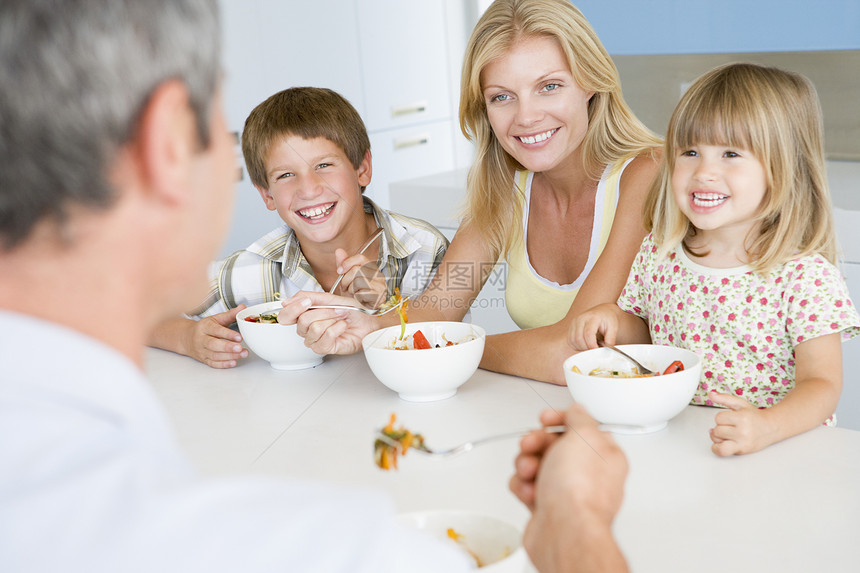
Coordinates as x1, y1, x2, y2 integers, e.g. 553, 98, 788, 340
480, 153, 659, 384
407, 222, 498, 322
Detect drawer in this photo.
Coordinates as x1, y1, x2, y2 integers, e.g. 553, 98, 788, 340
366, 120, 456, 209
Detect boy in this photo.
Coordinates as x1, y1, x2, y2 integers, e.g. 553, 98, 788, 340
149, 87, 448, 367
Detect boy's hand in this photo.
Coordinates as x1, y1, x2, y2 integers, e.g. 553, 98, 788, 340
278, 291, 380, 355
333, 249, 386, 309
568, 303, 621, 351
186, 306, 249, 368
708, 390, 776, 456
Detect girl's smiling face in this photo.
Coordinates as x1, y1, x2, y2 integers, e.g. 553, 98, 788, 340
672, 143, 768, 240
481, 35, 594, 174
256, 135, 370, 245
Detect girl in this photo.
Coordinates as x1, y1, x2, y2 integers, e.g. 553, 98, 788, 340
569, 63, 860, 455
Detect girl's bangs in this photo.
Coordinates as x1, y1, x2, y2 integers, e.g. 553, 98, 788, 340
672, 80, 758, 153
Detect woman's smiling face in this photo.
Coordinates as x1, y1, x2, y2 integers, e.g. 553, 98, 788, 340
256, 135, 370, 246
481, 35, 594, 174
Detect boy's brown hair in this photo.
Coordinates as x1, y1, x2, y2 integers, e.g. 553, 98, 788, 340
242, 87, 371, 191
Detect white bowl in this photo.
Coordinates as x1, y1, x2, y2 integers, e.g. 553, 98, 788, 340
236, 301, 323, 370
398, 510, 527, 572
562, 344, 702, 434
361, 321, 485, 402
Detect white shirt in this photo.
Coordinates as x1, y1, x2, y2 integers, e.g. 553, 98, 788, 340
0, 312, 470, 572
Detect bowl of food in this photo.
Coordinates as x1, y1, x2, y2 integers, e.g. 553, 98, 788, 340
236, 301, 323, 370
361, 321, 485, 401
562, 344, 702, 434
398, 510, 527, 571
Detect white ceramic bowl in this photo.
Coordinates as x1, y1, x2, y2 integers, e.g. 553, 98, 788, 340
236, 301, 323, 370
361, 321, 485, 402
398, 510, 527, 572
563, 344, 702, 434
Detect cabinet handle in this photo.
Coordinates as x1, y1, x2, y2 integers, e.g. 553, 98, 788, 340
391, 100, 428, 118
393, 134, 430, 150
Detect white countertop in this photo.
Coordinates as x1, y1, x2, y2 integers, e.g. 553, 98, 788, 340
388, 160, 860, 227
146, 347, 860, 573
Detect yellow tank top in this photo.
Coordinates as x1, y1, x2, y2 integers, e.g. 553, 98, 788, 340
505, 160, 630, 330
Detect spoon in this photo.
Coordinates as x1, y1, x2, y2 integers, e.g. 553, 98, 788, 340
598, 341, 655, 376
375, 425, 567, 459
328, 227, 383, 294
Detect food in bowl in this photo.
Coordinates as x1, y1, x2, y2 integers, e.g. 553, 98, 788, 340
398, 510, 526, 572
572, 359, 684, 378
242, 312, 278, 324
563, 345, 702, 434
374, 413, 427, 470
379, 287, 409, 339
362, 322, 486, 402
235, 301, 323, 370
447, 528, 497, 568
386, 329, 478, 350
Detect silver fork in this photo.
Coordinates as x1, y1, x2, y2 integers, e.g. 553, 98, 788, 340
328, 227, 384, 294
308, 296, 409, 316
598, 341, 656, 376
375, 425, 567, 458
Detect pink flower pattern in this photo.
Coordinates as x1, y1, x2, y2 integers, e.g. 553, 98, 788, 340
618, 235, 860, 426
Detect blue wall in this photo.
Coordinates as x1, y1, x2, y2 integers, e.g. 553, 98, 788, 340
573, 0, 860, 55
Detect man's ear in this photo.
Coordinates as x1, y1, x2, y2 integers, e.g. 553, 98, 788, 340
135, 79, 198, 206
357, 149, 372, 188
254, 184, 278, 211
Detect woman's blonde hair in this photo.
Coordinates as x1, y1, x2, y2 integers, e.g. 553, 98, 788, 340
459, 0, 661, 258
646, 62, 836, 271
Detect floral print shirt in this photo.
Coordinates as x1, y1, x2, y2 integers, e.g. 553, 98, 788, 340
618, 234, 860, 423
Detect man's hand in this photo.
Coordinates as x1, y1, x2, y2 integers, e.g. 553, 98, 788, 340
511, 404, 629, 573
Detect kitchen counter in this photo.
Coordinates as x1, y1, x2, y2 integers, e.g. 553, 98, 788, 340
146, 347, 860, 572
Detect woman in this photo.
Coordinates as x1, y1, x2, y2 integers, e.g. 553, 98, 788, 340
282, 0, 661, 384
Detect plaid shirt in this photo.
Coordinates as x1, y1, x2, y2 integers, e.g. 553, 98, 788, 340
191, 197, 448, 318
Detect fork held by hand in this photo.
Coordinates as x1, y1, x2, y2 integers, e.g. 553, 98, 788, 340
308, 296, 409, 317
328, 227, 383, 294
376, 425, 567, 459
598, 341, 655, 376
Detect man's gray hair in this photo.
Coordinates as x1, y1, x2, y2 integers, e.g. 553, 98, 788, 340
0, 0, 221, 248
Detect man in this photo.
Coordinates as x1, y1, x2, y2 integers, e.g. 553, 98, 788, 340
0, 1, 466, 570
0, 1, 629, 571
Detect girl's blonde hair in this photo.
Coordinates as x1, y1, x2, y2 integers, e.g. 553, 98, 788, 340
459, 0, 661, 258
646, 62, 836, 270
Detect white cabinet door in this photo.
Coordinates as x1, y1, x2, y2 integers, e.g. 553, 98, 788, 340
367, 119, 456, 208
252, 0, 365, 116
356, 0, 452, 131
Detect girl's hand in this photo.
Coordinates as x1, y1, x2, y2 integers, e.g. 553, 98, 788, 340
333, 249, 386, 309
568, 303, 621, 351
708, 390, 776, 456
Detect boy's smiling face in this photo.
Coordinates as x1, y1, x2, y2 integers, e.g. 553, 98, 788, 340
256, 135, 371, 246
